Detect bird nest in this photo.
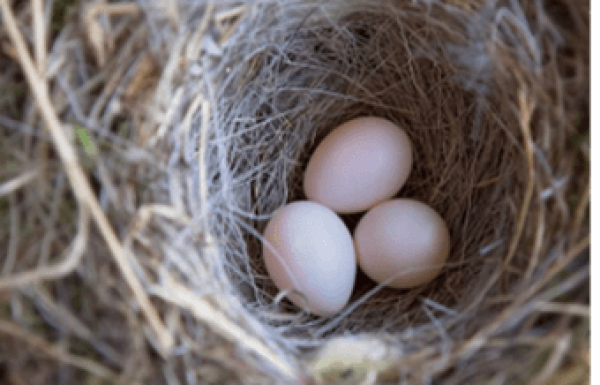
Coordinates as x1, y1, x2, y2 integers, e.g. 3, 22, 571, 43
0, 0, 589, 384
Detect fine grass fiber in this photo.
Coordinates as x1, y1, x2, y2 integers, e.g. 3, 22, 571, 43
0, 0, 589, 384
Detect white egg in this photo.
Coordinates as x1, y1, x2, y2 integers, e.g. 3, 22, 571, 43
262, 201, 356, 316
354, 199, 450, 289
304, 117, 413, 214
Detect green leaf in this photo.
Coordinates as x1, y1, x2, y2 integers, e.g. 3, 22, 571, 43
76, 127, 97, 156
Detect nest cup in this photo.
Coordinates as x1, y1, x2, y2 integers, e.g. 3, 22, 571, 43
200, 0, 589, 382
0, 0, 589, 384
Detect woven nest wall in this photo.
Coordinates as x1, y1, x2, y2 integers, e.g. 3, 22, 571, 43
0, 0, 589, 384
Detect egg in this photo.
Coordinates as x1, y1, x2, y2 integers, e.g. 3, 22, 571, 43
262, 201, 356, 316
353, 199, 450, 289
303, 117, 412, 214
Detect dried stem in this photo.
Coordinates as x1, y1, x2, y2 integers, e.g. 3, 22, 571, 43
0, 319, 118, 380
0, 0, 173, 353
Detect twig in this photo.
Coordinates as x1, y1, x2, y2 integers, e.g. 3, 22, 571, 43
214, 4, 247, 24
154, 276, 299, 381
523, 235, 590, 299
0, 170, 38, 197
0, 0, 173, 353
166, 0, 180, 27
531, 334, 572, 385
188, 2, 214, 60
153, 32, 186, 113
3, 194, 19, 275
533, 301, 589, 317
88, 24, 148, 122
198, 99, 211, 221
456, 89, 539, 322
33, 0, 46, 74
38, 172, 66, 266
504, 89, 536, 269
456, 235, 590, 360
82, 3, 141, 68
0, 319, 117, 380
218, 6, 247, 46
573, 180, 590, 231
87, 2, 140, 17
149, 86, 184, 146
27, 286, 124, 366
0, 202, 90, 289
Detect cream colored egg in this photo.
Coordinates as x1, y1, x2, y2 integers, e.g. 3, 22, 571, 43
303, 117, 412, 214
262, 201, 356, 316
354, 199, 450, 289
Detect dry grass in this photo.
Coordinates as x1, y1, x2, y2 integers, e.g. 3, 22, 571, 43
0, 0, 589, 384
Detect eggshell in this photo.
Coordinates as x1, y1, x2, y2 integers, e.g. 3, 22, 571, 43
262, 201, 356, 316
303, 117, 412, 214
354, 199, 450, 289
